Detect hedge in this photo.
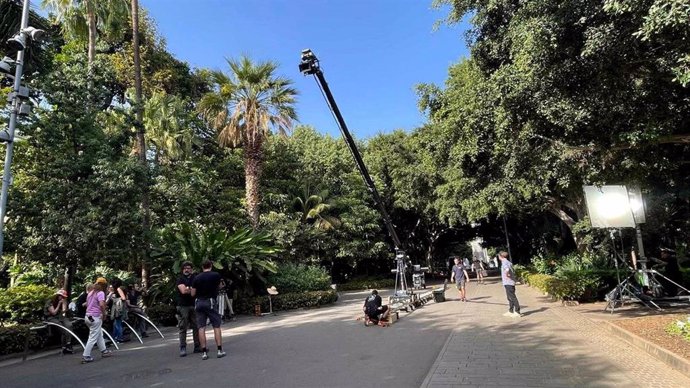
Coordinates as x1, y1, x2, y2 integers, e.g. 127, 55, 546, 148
146, 304, 178, 327
522, 270, 613, 301
0, 285, 54, 324
0, 325, 49, 356
234, 290, 338, 315
266, 263, 331, 293
337, 278, 395, 291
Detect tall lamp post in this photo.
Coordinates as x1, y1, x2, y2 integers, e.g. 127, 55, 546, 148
0, 0, 45, 257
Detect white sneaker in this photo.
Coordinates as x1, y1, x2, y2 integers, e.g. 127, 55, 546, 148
503, 312, 513, 317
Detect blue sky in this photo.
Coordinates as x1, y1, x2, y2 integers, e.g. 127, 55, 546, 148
141, 0, 470, 139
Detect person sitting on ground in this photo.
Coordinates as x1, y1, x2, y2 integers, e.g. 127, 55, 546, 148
44, 289, 74, 354
362, 290, 390, 325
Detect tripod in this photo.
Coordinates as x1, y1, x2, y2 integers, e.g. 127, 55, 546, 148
604, 230, 690, 312
604, 229, 646, 313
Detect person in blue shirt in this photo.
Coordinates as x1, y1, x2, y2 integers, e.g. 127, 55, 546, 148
451, 257, 470, 302
500, 251, 522, 317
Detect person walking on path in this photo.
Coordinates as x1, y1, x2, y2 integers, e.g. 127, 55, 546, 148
500, 251, 522, 317
82, 277, 113, 363
451, 257, 470, 302
176, 261, 201, 357
191, 259, 226, 360
474, 258, 486, 284
44, 288, 74, 354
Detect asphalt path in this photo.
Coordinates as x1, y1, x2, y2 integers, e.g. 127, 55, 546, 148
0, 287, 457, 388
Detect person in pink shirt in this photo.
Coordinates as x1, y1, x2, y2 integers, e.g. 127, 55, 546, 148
82, 277, 113, 363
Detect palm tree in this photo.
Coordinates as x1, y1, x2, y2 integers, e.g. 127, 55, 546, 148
199, 56, 298, 229
143, 91, 195, 164
41, 0, 129, 65
292, 187, 341, 230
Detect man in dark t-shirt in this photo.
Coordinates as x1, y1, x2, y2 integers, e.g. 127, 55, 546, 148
362, 290, 389, 326
191, 259, 225, 360
176, 261, 200, 357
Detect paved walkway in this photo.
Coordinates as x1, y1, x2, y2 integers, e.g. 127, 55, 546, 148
1, 279, 689, 387
421, 278, 690, 388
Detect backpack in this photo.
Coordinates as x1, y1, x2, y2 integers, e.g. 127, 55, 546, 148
110, 297, 128, 320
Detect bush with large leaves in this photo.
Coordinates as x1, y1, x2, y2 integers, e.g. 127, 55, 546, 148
149, 223, 280, 304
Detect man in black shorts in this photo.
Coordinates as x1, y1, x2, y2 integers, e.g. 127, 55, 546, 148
191, 259, 225, 360
363, 290, 390, 326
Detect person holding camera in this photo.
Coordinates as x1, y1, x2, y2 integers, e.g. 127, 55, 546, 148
82, 277, 113, 363
44, 288, 74, 354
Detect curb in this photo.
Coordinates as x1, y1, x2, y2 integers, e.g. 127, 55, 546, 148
603, 320, 690, 379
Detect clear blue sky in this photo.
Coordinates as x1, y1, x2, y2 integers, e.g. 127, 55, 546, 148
141, 0, 469, 139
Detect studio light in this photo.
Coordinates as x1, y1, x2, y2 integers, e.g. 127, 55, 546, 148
583, 185, 637, 228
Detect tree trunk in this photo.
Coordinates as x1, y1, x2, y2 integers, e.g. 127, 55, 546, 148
131, 0, 150, 288
85, 0, 96, 65
244, 142, 263, 229
548, 205, 586, 252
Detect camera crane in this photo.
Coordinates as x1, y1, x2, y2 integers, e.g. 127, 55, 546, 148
298, 49, 418, 308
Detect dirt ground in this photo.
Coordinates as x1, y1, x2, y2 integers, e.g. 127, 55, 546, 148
612, 313, 690, 361
566, 299, 690, 363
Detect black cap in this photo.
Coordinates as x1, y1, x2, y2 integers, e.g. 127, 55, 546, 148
371, 290, 378, 295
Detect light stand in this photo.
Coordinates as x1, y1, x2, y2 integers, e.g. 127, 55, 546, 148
0, 0, 45, 258
584, 185, 690, 312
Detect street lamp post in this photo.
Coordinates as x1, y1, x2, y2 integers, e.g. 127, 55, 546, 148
0, 0, 44, 257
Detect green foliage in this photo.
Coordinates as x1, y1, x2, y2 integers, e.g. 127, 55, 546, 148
666, 315, 690, 342
146, 304, 178, 327
234, 290, 338, 314
0, 325, 49, 356
531, 256, 557, 275
0, 285, 54, 324
524, 273, 557, 295
513, 264, 530, 283
154, 223, 280, 275
337, 277, 396, 292
266, 263, 331, 293
80, 264, 136, 286
550, 271, 602, 301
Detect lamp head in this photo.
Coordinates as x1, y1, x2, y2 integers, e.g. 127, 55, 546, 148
0, 57, 14, 74
23, 27, 46, 42
7, 33, 26, 51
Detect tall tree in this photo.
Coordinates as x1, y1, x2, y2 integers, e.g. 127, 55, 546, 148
130, 0, 150, 287
41, 0, 130, 65
424, 0, 690, 249
199, 56, 298, 229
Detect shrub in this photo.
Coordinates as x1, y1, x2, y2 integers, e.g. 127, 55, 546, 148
0, 325, 49, 356
146, 304, 178, 327
337, 277, 395, 291
552, 270, 603, 301
266, 263, 331, 293
234, 290, 338, 314
0, 285, 54, 324
524, 273, 556, 294
667, 315, 690, 342
531, 256, 557, 275
513, 265, 531, 283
